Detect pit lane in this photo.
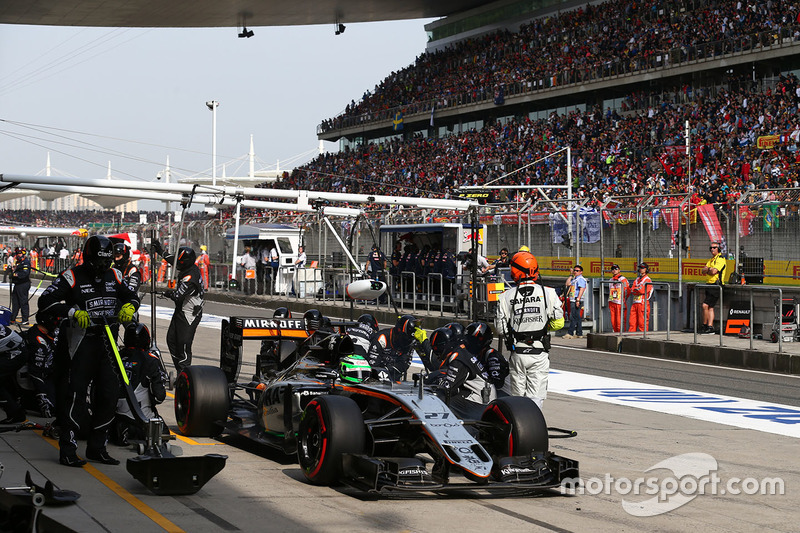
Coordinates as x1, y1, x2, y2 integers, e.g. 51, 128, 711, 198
1, 293, 797, 532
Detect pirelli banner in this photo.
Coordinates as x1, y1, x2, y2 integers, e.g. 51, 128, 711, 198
535, 256, 800, 286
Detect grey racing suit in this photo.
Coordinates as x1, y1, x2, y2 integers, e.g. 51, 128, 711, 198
496, 280, 564, 408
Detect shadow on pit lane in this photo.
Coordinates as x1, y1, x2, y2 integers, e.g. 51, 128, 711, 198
212, 433, 572, 501
215, 433, 297, 465
338, 487, 570, 501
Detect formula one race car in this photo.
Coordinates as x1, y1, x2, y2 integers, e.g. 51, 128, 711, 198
173, 316, 579, 493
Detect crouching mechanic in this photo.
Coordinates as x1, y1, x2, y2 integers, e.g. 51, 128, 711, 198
38, 235, 140, 466
428, 322, 507, 419
0, 322, 28, 423
112, 323, 167, 445
153, 243, 204, 373
366, 315, 425, 382
496, 251, 563, 409
25, 302, 68, 419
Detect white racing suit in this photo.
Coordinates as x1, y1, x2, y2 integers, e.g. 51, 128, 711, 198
496, 280, 564, 409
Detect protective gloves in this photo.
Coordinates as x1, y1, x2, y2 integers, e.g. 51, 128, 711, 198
151, 240, 163, 256
70, 309, 90, 329
412, 327, 428, 344
36, 393, 54, 418
118, 303, 136, 323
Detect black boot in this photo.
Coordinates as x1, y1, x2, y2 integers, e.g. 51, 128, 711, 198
86, 448, 120, 465
59, 451, 87, 467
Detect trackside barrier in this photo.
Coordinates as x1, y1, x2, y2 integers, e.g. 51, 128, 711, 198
694, 283, 724, 347
400, 271, 417, 314
721, 285, 795, 353
642, 282, 671, 341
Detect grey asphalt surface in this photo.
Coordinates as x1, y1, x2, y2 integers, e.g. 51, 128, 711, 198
1, 293, 797, 532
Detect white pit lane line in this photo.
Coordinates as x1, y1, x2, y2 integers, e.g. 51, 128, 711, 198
138, 306, 800, 439
548, 369, 800, 439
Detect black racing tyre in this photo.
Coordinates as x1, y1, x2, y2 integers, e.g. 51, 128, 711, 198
480, 396, 548, 458
297, 395, 365, 485
771, 331, 778, 343
174, 365, 230, 437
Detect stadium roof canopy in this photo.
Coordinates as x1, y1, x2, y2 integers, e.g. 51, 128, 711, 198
0, 0, 495, 27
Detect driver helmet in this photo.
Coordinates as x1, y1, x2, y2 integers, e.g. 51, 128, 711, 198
339, 355, 371, 384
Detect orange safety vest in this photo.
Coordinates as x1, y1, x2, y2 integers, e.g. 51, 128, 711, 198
140, 252, 151, 284
30, 249, 38, 270
157, 259, 168, 283
196, 253, 210, 290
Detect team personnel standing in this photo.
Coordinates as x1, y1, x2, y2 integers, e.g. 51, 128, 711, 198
628, 262, 653, 332
38, 235, 140, 466
10, 248, 31, 326
496, 251, 564, 409
197, 245, 211, 291
113, 242, 141, 294
152, 243, 204, 373
563, 265, 587, 339
607, 264, 629, 332
700, 242, 727, 334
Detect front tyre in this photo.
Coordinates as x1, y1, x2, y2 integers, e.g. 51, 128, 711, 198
174, 365, 230, 437
480, 396, 548, 458
297, 395, 365, 485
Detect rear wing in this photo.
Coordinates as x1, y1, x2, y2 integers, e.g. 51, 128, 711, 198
220, 317, 310, 383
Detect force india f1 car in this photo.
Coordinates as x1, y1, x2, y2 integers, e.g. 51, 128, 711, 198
173, 316, 579, 493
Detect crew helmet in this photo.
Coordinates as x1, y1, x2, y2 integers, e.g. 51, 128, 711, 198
465, 322, 493, 351
175, 246, 197, 271
357, 313, 379, 331
273, 307, 292, 319
339, 354, 371, 384
113, 242, 130, 266
444, 322, 465, 340
304, 309, 324, 331
83, 235, 114, 277
35, 302, 63, 332
510, 251, 539, 282
123, 322, 151, 350
429, 327, 454, 358
394, 315, 418, 337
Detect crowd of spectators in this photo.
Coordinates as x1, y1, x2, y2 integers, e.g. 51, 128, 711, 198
277, 74, 800, 216
320, 0, 800, 132
0, 209, 210, 228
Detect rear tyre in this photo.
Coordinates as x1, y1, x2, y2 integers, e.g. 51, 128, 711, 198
174, 365, 230, 437
480, 396, 548, 457
297, 395, 365, 485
